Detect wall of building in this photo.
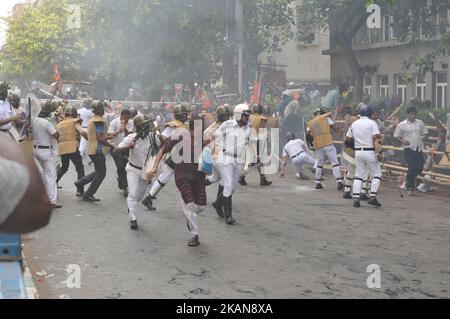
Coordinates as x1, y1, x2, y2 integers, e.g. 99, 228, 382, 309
330, 42, 450, 109
259, 31, 331, 88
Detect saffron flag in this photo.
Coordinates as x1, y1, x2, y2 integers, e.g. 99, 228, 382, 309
53, 64, 61, 82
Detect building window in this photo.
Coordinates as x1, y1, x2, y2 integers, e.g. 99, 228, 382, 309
379, 75, 389, 97
416, 74, 426, 101
436, 72, 448, 109
396, 74, 408, 102
364, 76, 372, 99
432, 3, 449, 35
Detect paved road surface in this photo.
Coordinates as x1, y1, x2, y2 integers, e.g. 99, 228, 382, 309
24, 157, 450, 299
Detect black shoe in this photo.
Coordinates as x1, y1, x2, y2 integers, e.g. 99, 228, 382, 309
212, 185, 225, 218
212, 201, 224, 218
260, 177, 272, 186
141, 195, 157, 210
343, 192, 352, 199
337, 182, 344, 191
83, 196, 101, 202
368, 197, 382, 207
188, 235, 200, 247
360, 193, 369, 201
353, 200, 361, 208
51, 203, 63, 209
204, 179, 212, 186
123, 188, 129, 198
239, 176, 248, 186
74, 181, 84, 195
130, 220, 138, 230
223, 196, 235, 225
315, 183, 324, 190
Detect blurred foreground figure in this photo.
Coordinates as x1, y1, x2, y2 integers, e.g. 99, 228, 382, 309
0, 136, 52, 234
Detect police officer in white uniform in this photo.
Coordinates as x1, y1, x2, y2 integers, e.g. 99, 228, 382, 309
280, 132, 317, 180
115, 115, 162, 230
345, 105, 382, 208
78, 99, 93, 164
0, 82, 22, 139
213, 104, 251, 225
32, 102, 62, 209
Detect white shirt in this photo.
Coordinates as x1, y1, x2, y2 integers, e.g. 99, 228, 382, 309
394, 119, 428, 152
0, 156, 30, 226
346, 117, 380, 149
161, 126, 176, 139
78, 107, 93, 128
214, 119, 250, 163
283, 139, 307, 158
119, 133, 151, 169
0, 100, 15, 130
108, 118, 134, 145
119, 132, 162, 170
104, 112, 116, 125
32, 117, 57, 147
203, 122, 220, 142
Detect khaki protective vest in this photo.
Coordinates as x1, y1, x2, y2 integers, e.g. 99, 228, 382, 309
250, 114, 268, 132
266, 116, 279, 130
164, 119, 186, 129
57, 118, 81, 155
87, 115, 108, 156
308, 114, 333, 150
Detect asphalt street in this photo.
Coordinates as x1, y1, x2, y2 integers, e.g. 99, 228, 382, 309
23, 156, 450, 299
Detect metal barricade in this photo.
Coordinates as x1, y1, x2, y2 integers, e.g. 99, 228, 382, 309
0, 234, 27, 299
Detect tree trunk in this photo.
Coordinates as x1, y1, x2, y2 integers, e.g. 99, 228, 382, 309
344, 42, 364, 101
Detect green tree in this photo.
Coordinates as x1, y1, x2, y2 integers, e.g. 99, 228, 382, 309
0, 0, 87, 84
0, 0, 296, 100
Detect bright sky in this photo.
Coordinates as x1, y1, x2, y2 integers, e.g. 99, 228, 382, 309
0, 0, 28, 45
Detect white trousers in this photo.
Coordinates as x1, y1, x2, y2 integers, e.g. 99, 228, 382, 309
149, 164, 174, 197
353, 151, 382, 199
34, 148, 58, 204
315, 145, 342, 184
344, 163, 370, 194
127, 169, 151, 221
215, 163, 244, 197
79, 136, 89, 162
292, 153, 316, 175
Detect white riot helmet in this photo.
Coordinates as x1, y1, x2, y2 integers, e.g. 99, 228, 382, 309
233, 103, 250, 121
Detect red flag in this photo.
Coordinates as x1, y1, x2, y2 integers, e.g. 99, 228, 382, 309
251, 79, 260, 104
53, 64, 61, 82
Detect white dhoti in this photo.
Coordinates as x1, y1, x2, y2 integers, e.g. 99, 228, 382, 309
79, 136, 89, 163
